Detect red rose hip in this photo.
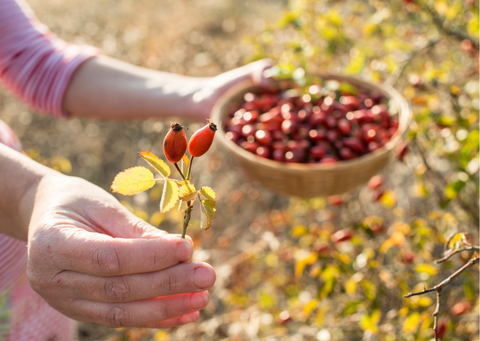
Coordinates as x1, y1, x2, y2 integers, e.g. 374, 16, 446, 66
188, 122, 217, 157
164, 123, 188, 163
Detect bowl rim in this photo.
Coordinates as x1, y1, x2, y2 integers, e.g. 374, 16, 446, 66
211, 73, 412, 172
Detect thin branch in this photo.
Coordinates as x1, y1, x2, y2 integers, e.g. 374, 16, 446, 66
386, 39, 442, 87
436, 245, 480, 264
405, 255, 479, 298
174, 163, 186, 181
420, 2, 479, 49
404, 255, 479, 340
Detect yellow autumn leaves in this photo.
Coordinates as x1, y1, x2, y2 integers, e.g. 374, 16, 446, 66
111, 151, 216, 230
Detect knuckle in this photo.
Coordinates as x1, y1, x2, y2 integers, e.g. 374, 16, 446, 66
160, 271, 177, 294
104, 305, 129, 328
94, 245, 122, 276
103, 277, 130, 301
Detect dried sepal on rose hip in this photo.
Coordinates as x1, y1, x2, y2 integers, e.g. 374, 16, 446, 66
163, 122, 187, 163
188, 122, 217, 157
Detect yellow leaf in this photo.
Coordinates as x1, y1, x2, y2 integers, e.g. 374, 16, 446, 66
303, 299, 319, 316
403, 312, 421, 333
140, 151, 170, 178
291, 225, 308, 237
380, 190, 397, 208
182, 154, 189, 167
202, 200, 216, 219
160, 180, 179, 213
360, 314, 378, 333
199, 186, 217, 201
380, 239, 393, 254
200, 207, 211, 230
345, 278, 357, 296
111, 166, 155, 195
415, 264, 438, 276
178, 180, 196, 201
447, 233, 464, 250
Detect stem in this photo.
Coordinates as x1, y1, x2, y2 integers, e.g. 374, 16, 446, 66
436, 246, 480, 264
404, 255, 479, 340
181, 201, 193, 239
174, 163, 186, 181
186, 156, 194, 180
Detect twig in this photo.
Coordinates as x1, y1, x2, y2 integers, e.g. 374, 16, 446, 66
186, 156, 195, 180
174, 163, 186, 181
420, 2, 479, 49
436, 245, 480, 264
386, 39, 442, 87
404, 255, 479, 341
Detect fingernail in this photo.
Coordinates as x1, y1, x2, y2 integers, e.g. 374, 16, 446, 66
194, 267, 215, 289
191, 292, 208, 309
177, 240, 193, 262
181, 312, 199, 324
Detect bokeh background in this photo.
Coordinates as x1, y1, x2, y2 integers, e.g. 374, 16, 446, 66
0, 0, 478, 340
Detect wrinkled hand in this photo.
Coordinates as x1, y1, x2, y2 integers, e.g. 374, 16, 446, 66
27, 174, 215, 328
192, 59, 275, 120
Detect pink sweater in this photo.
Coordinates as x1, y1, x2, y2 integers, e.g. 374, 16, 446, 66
0, 0, 99, 117
0, 1, 99, 339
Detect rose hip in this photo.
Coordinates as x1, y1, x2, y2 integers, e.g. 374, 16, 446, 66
255, 130, 272, 145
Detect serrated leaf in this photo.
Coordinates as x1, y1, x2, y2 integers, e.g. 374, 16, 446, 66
111, 166, 155, 195
201, 200, 216, 219
199, 187, 217, 201
178, 180, 197, 201
200, 206, 211, 230
140, 151, 170, 178
159, 180, 178, 213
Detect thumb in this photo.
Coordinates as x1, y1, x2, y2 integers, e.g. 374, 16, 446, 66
95, 203, 194, 245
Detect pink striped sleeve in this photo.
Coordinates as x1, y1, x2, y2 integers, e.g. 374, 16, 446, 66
0, 0, 100, 117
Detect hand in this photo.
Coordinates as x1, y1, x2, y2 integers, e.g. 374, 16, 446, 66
27, 174, 216, 328
191, 59, 275, 120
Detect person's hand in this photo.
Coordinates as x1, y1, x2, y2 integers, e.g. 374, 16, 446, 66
192, 59, 275, 120
27, 174, 216, 328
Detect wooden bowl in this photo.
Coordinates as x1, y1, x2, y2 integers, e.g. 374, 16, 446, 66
211, 74, 412, 198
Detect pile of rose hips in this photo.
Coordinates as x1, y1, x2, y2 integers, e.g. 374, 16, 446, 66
222, 84, 399, 164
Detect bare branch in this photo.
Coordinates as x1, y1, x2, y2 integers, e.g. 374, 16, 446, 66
436, 245, 480, 264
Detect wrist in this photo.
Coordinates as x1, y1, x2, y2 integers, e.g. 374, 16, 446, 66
0, 144, 57, 241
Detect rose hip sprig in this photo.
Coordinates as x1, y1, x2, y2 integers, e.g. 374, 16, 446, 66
111, 121, 218, 238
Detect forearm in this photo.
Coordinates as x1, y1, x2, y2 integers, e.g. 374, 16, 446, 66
0, 144, 56, 241
64, 56, 207, 121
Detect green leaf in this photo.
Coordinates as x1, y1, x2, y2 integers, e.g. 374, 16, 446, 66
140, 151, 170, 178
160, 180, 178, 213
201, 200, 216, 219
178, 180, 196, 201
199, 186, 217, 201
342, 300, 362, 315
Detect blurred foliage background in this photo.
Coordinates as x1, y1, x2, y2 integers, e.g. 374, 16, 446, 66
0, 0, 478, 340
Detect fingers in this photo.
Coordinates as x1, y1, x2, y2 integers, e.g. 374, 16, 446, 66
248, 59, 276, 89
52, 262, 215, 302
68, 291, 210, 328
141, 311, 200, 328
31, 227, 193, 276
